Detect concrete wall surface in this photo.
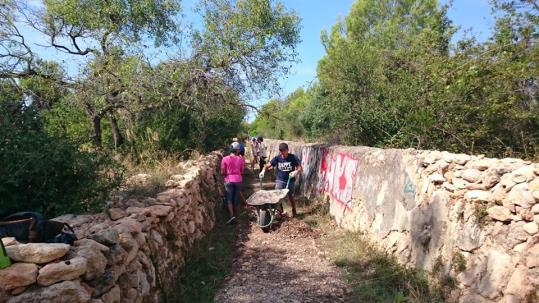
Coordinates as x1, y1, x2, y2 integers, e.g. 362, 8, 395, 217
265, 139, 539, 303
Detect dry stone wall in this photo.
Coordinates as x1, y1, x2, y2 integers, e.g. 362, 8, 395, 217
265, 139, 539, 303
0, 152, 224, 303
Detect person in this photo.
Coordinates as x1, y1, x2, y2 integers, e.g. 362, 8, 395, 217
250, 137, 259, 170
220, 142, 245, 224
259, 142, 302, 217
257, 137, 267, 171
233, 137, 246, 157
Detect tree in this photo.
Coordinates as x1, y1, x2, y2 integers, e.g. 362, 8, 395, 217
192, 0, 301, 96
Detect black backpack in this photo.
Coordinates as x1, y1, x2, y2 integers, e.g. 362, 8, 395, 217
0, 212, 77, 245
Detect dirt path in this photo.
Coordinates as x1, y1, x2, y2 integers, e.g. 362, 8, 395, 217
214, 167, 349, 303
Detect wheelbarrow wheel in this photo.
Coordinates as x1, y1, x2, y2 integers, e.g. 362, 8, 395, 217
258, 209, 272, 231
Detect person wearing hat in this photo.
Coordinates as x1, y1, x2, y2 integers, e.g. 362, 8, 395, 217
232, 137, 246, 157
220, 141, 245, 224
259, 142, 302, 217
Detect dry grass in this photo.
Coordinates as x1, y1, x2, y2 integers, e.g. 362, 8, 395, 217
299, 200, 446, 303
120, 156, 189, 198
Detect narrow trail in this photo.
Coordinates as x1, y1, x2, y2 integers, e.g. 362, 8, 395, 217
214, 165, 349, 303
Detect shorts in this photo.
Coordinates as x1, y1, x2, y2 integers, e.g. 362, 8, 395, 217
224, 182, 242, 205
275, 179, 295, 198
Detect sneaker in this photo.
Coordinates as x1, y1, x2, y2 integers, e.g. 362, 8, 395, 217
226, 217, 237, 225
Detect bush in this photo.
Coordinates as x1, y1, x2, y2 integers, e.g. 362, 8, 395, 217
0, 100, 122, 218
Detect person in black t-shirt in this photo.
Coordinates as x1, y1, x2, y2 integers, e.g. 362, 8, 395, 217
259, 142, 302, 217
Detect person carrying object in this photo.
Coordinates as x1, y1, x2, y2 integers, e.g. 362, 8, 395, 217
259, 142, 302, 217
257, 137, 267, 171
220, 142, 245, 224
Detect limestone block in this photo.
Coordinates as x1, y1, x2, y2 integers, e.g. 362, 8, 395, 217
454, 154, 471, 165
513, 242, 527, 253
533, 204, 539, 214
6, 243, 70, 264
7, 280, 90, 303
505, 183, 535, 209
466, 183, 486, 190
458, 254, 487, 287
115, 217, 142, 235
430, 173, 446, 184
469, 159, 495, 171
1, 237, 18, 247
535, 214, 539, 224
525, 242, 539, 268
442, 151, 454, 163
523, 221, 538, 235
146, 205, 172, 217
108, 208, 126, 221
453, 178, 469, 190
529, 179, 539, 192
37, 257, 87, 286
477, 250, 513, 299
90, 229, 120, 246
0, 263, 38, 290
101, 285, 120, 303
74, 239, 109, 253
499, 174, 517, 192
464, 190, 492, 202
504, 265, 534, 301
126, 207, 143, 215
482, 170, 501, 189
511, 165, 535, 183
71, 244, 108, 281
533, 191, 539, 202
457, 220, 486, 252
487, 206, 511, 222
462, 169, 482, 183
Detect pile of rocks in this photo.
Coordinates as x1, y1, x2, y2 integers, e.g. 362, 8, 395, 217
0, 153, 223, 303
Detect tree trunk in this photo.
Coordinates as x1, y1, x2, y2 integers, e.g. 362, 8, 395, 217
109, 114, 124, 148
92, 115, 102, 147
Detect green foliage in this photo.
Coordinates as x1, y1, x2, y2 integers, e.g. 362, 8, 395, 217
249, 88, 310, 139
254, 0, 538, 159
44, 0, 181, 48
452, 252, 466, 273
193, 0, 301, 94
0, 0, 299, 217
0, 94, 122, 218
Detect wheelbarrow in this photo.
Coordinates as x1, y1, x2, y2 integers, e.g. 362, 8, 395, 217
246, 176, 291, 231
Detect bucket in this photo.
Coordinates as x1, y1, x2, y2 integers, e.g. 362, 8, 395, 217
0, 240, 11, 269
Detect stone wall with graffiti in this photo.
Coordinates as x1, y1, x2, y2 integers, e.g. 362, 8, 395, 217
265, 139, 539, 303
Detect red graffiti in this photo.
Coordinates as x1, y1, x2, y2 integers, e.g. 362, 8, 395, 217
318, 151, 359, 209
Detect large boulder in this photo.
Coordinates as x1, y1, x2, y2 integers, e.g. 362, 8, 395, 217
0, 263, 38, 290
7, 280, 90, 303
6, 244, 70, 264
37, 257, 88, 286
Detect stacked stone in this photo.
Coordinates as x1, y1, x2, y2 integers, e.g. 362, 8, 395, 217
416, 151, 539, 303
0, 152, 223, 303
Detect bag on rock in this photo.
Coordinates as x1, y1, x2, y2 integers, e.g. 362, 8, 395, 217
0, 212, 77, 245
